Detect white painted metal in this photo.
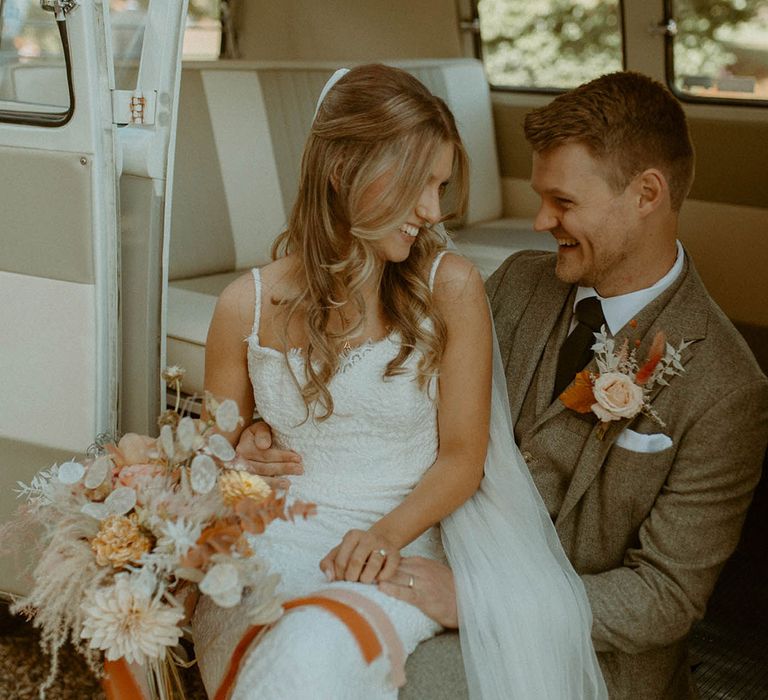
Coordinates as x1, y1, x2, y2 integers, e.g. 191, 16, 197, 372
0, 273, 98, 451
0, 0, 120, 449
110, 0, 189, 433
116, 1, 188, 180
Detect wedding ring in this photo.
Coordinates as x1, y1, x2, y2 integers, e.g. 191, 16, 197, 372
408, 575, 415, 589
378, 549, 387, 557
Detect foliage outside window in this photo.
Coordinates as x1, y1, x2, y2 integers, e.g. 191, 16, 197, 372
476, 0, 623, 91
111, 0, 221, 63
671, 0, 768, 103
109, 0, 220, 90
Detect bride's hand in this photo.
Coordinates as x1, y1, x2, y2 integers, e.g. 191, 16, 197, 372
320, 529, 400, 584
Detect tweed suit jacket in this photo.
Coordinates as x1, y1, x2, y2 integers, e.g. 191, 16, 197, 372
486, 250, 768, 700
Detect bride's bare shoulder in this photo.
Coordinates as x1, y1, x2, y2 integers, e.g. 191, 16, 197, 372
214, 257, 300, 335
431, 252, 484, 302
217, 257, 298, 306
259, 255, 302, 300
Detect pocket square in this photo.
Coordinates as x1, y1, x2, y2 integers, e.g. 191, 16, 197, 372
615, 428, 673, 454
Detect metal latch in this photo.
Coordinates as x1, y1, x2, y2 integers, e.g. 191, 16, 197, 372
40, 1, 79, 21
648, 18, 678, 38
459, 18, 481, 34
111, 90, 158, 126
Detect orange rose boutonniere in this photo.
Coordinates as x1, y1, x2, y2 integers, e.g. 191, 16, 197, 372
560, 327, 692, 438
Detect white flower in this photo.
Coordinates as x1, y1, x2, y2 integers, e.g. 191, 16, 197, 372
208, 434, 236, 462
159, 424, 175, 460
216, 399, 241, 433
161, 366, 186, 384
58, 461, 85, 484
243, 570, 284, 626
592, 372, 644, 422
82, 502, 109, 520
84, 455, 112, 489
190, 454, 218, 494
104, 486, 137, 516
80, 576, 184, 664
156, 518, 202, 559
199, 562, 242, 607
177, 417, 198, 452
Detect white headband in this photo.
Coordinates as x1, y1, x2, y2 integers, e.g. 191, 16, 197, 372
313, 68, 350, 119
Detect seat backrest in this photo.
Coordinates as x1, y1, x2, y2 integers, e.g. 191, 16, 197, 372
169, 59, 501, 281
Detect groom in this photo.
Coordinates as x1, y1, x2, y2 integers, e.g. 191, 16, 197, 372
235, 72, 768, 698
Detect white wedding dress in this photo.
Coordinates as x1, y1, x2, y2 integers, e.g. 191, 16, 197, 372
192, 256, 448, 699
193, 251, 607, 699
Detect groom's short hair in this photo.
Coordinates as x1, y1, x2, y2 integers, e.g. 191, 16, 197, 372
523, 71, 695, 211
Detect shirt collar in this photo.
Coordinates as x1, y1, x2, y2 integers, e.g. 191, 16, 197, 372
574, 240, 685, 335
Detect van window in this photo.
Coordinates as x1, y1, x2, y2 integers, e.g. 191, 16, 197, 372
475, 0, 623, 91
110, 0, 221, 77
0, 0, 71, 115
670, 0, 768, 104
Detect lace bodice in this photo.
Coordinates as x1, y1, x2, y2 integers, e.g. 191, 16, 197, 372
245, 260, 442, 528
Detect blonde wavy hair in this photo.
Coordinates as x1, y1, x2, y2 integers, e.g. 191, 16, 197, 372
271, 64, 469, 420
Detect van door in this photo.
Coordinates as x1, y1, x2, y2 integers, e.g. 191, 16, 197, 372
0, 0, 187, 595
109, 0, 189, 435
0, 0, 119, 460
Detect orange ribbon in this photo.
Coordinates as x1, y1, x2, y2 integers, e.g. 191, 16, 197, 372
214, 594, 384, 700
103, 593, 398, 700
102, 658, 147, 700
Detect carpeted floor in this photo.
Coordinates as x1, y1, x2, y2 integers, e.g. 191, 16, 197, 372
0, 603, 207, 699
2, 462, 767, 699
688, 454, 768, 699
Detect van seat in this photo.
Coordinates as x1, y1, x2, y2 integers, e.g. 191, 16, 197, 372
167, 59, 550, 396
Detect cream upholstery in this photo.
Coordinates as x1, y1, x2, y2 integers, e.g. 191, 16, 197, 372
167, 59, 550, 395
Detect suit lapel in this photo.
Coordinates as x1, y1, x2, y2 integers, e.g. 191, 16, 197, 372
554, 255, 709, 526
531, 330, 574, 430
534, 296, 575, 416
505, 275, 572, 426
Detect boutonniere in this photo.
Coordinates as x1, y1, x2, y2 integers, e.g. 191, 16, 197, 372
560, 326, 692, 439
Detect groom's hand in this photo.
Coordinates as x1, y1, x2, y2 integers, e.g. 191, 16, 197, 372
378, 557, 458, 629
234, 421, 303, 490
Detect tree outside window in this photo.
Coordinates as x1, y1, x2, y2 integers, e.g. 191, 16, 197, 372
477, 0, 768, 103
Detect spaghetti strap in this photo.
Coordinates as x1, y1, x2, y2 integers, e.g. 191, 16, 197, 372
428, 250, 449, 291
250, 267, 262, 341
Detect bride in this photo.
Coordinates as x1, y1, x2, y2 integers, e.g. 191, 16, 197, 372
193, 64, 606, 699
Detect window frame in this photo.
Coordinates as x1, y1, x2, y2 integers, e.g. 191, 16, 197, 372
0, 13, 75, 127
470, 0, 628, 95
664, 0, 768, 109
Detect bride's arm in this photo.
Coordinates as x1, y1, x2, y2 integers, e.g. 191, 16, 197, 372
321, 254, 492, 583
203, 273, 257, 446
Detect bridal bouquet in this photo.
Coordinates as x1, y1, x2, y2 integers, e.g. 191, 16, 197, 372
8, 367, 314, 698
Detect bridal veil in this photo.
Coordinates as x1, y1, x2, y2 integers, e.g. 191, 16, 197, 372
441, 322, 608, 698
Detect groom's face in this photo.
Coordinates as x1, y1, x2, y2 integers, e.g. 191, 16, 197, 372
531, 142, 644, 297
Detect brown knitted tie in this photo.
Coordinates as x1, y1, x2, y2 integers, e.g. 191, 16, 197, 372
552, 296, 606, 400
